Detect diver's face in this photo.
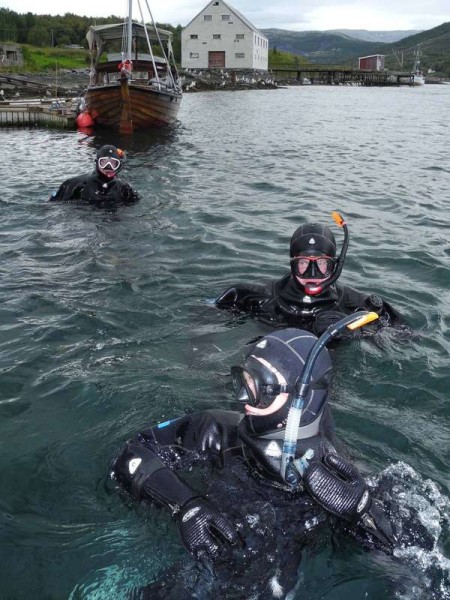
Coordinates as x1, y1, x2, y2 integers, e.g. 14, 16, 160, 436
244, 357, 289, 423
291, 255, 335, 289
97, 156, 121, 179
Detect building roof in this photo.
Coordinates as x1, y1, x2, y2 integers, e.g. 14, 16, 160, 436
86, 21, 172, 51
358, 55, 385, 59
184, 0, 267, 39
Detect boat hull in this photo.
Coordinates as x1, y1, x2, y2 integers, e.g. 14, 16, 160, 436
85, 80, 182, 133
398, 74, 426, 87
411, 74, 425, 86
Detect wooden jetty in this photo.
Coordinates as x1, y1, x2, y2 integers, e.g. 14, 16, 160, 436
270, 66, 416, 86
0, 99, 77, 129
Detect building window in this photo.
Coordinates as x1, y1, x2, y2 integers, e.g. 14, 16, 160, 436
204, 14, 212, 21
190, 52, 199, 59
235, 53, 245, 58
190, 34, 198, 39
213, 1, 219, 4
222, 14, 230, 21
213, 34, 221, 39
235, 34, 244, 40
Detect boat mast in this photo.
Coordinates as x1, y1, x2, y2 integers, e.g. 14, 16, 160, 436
127, 0, 133, 60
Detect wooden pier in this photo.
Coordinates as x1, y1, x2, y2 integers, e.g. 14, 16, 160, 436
0, 99, 77, 129
270, 66, 415, 86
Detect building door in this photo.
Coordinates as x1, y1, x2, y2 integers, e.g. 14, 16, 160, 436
208, 51, 225, 68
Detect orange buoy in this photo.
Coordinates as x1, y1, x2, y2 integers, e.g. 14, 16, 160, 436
76, 111, 94, 128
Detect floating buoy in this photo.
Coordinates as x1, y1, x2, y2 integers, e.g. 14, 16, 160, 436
76, 111, 94, 128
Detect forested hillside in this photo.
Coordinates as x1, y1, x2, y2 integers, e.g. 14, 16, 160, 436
1, 7, 449, 75
383, 22, 450, 74
262, 22, 450, 75
262, 29, 382, 65
0, 8, 182, 61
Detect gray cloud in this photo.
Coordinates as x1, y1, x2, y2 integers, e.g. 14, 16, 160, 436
3, 0, 449, 31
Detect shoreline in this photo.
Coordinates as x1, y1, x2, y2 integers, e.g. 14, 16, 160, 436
0, 68, 289, 99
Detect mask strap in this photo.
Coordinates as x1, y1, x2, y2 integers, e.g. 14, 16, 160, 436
263, 383, 293, 395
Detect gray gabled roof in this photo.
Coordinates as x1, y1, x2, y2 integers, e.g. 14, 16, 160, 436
184, 0, 267, 38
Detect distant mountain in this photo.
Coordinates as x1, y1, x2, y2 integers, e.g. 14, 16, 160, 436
327, 29, 421, 43
261, 22, 450, 75
261, 29, 384, 65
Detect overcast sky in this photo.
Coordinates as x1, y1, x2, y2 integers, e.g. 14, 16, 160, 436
1, 0, 448, 31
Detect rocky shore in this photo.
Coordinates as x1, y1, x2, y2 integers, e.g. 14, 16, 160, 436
0, 67, 297, 100
180, 68, 279, 91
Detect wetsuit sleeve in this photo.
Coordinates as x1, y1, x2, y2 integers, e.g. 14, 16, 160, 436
337, 285, 409, 329
111, 410, 241, 510
49, 175, 88, 201
215, 283, 272, 314
112, 410, 242, 559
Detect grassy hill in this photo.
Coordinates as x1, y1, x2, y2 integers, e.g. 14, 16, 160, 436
382, 22, 450, 74
20, 45, 88, 71
269, 48, 311, 69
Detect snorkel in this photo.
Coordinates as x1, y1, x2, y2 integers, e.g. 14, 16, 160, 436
304, 211, 349, 296
280, 311, 379, 487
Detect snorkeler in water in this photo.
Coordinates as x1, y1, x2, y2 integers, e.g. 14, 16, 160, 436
111, 315, 418, 599
216, 212, 409, 338
49, 145, 139, 204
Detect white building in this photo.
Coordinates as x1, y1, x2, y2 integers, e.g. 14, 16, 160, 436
182, 0, 268, 71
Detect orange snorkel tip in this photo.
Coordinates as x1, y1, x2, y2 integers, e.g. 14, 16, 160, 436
332, 211, 345, 228
347, 312, 379, 331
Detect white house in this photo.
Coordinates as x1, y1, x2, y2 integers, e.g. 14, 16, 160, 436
181, 0, 268, 71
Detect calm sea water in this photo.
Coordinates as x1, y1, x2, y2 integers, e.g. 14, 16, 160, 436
1, 84, 450, 600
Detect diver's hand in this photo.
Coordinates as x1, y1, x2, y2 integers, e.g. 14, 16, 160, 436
304, 453, 394, 552
304, 453, 369, 522
215, 287, 238, 307
313, 311, 360, 339
176, 497, 239, 560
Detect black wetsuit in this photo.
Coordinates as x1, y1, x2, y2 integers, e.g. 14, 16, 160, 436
111, 403, 440, 600
49, 171, 139, 204
216, 273, 408, 335
111, 407, 386, 600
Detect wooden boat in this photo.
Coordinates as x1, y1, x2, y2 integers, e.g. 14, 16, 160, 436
84, 2, 182, 134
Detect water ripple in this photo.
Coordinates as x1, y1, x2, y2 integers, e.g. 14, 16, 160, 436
0, 85, 449, 599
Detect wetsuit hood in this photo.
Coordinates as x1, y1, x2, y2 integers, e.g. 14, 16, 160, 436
290, 223, 337, 258
235, 328, 332, 437
274, 274, 339, 317
289, 223, 338, 294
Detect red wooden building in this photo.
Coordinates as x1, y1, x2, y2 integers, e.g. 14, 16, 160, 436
358, 55, 385, 71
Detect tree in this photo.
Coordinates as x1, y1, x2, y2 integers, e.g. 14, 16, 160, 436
27, 25, 51, 47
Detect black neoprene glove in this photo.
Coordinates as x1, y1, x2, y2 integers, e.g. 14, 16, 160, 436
304, 453, 394, 553
215, 287, 238, 307
313, 311, 361, 339
305, 453, 369, 521
176, 497, 240, 560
